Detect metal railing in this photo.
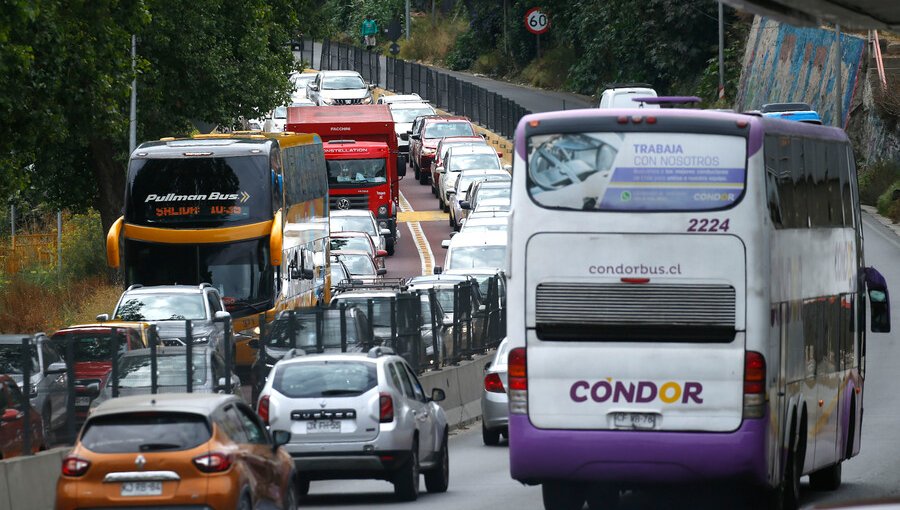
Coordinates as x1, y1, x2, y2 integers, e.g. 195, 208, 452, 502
316, 38, 530, 139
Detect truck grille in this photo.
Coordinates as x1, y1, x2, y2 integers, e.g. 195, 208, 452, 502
330, 195, 369, 210
535, 283, 736, 342
334, 98, 364, 105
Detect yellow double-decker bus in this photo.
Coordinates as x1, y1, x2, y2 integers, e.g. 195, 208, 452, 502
106, 133, 330, 366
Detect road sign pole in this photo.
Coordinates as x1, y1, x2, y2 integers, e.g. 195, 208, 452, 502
536, 33, 541, 59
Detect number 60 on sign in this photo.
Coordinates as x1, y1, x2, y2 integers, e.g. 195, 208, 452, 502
524, 7, 549, 35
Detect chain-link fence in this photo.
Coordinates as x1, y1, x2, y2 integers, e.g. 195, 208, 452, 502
315, 38, 530, 139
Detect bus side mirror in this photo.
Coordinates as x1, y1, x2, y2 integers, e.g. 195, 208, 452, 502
866, 267, 891, 333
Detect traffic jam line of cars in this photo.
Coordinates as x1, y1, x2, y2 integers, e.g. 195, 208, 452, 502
0, 68, 514, 509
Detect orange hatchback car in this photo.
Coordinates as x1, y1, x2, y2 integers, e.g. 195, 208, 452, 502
56, 393, 296, 510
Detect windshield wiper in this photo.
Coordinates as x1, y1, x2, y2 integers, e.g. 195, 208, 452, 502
139, 442, 182, 451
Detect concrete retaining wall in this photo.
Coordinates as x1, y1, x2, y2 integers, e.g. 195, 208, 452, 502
736, 16, 866, 127
0, 446, 69, 510
420, 353, 492, 430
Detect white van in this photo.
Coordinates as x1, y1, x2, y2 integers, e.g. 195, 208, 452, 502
597, 84, 659, 109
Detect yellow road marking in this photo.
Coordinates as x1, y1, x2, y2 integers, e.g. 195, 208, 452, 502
399, 192, 436, 275
399, 210, 448, 222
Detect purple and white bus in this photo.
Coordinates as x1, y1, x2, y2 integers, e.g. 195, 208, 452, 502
506, 108, 891, 510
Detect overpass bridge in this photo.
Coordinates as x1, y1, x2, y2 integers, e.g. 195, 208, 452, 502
722, 0, 900, 30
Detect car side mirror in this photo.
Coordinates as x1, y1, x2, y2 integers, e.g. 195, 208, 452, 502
400, 132, 409, 141
309, 83, 318, 91
272, 430, 291, 450
216, 377, 228, 393
377, 268, 387, 276
866, 267, 891, 333
46, 361, 67, 375
368, 83, 376, 90
460, 201, 471, 210
214, 311, 232, 322
376, 250, 388, 258
449, 231, 456, 238
430, 388, 446, 402
96, 313, 109, 322
380, 228, 391, 236
441, 240, 450, 249
1, 409, 19, 422
248, 339, 260, 349
503, 164, 512, 173
483, 360, 493, 372
410, 134, 420, 140
433, 266, 443, 275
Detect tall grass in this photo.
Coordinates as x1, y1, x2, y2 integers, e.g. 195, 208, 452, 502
398, 14, 468, 64
0, 275, 121, 334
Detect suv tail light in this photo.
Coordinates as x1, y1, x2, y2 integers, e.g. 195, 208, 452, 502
508, 347, 527, 414
193, 452, 233, 473
484, 372, 505, 393
379, 392, 394, 423
62, 456, 91, 477
258, 395, 270, 425
743, 351, 766, 419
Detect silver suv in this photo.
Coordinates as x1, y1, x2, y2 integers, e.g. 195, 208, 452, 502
257, 346, 449, 501
104, 284, 229, 353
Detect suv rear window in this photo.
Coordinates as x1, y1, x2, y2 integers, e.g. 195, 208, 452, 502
274, 361, 377, 398
81, 412, 211, 453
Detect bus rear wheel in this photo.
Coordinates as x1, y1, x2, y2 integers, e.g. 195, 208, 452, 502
542, 482, 585, 510
809, 462, 841, 491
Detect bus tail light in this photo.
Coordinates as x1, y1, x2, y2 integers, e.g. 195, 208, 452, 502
508, 347, 527, 414
743, 351, 766, 419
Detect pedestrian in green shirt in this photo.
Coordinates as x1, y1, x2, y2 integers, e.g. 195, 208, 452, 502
361, 15, 378, 50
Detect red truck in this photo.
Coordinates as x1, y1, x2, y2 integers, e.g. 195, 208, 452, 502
287, 105, 405, 254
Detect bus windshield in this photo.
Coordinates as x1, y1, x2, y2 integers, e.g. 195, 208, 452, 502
527, 132, 746, 211
326, 159, 387, 187
127, 155, 271, 226
124, 238, 274, 317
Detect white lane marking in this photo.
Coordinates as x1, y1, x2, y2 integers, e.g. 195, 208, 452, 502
862, 210, 900, 251
400, 192, 435, 276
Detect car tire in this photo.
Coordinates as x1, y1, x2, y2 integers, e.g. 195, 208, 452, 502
542, 482, 585, 510
283, 480, 297, 510
424, 432, 449, 493
413, 163, 420, 180
442, 200, 450, 213
296, 476, 310, 497
386, 239, 395, 256
237, 493, 252, 510
482, 421, 501, 446
419, 170, 429, 185
394, 440, 419, 501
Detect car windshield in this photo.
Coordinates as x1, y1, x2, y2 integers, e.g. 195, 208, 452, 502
331, 237, 373, 254
274, 361, 377, 398
441, 142, 482, 161
449, 154, 500, 171
51, 332, 119, 362
331, 216, 376, 235
114, 294, 206, 321
80, 412, 211, 453
322, 75, 366, 90
333, 297, 393, 326
117, 350, 208, 387
337, 254, 375, 275
477, 187, 510, 201
448, 245, 507, 271
391, 106, 436, 123
425, 122, 475, 139
330, 263, 350, 284
273, 106, 287, 119
0, 344, 37, 374
326, 158, 387, 186
267, 312, 362, 349
456, 174, 510, 195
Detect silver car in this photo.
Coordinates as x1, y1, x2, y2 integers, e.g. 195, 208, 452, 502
481, 338, 509, 445
0, 334, 68, 443
258, 347, 449, 501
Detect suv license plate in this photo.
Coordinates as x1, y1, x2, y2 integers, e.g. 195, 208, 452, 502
75, 396, 91, 407
613, 412, 659, 430
307, 420, 341, 433
120, 481, 162, 497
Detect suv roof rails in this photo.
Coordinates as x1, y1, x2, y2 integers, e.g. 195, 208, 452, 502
335, 278, 409, 292
126, 284, 144, 291
199, 283, 213, 290
368, 346, 396, 358
603, 82, 655, 90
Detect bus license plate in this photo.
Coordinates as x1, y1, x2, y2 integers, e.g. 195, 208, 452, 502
307, 420, 341, 433
120, 481, 162, 497
613, 412, 658, 430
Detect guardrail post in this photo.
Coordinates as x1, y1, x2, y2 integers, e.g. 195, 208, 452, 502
222, 316, 232, 394
390, 296, 397, 350
185, 319, 193, 393
340, 302, 348, 352
20, 337, 32, 455
316, 307, 325, 353
65, 333, 76, 442
150, 324, 158, 395
367, 299, 376, 344
287, 310, 296, 350
413, 291, 423, 373
451, 283, 461, 365
110, 327, 120, 398
429, 288, 441, 369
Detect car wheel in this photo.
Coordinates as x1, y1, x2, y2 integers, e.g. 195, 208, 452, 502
424, 432, 449, 493
413, 163, 420, 180
386, 239, 395, 256
419, 170, 429, 185
482, 421, 501, 446
238, 493, 252, 510
283, 480, 297, 510
296, 476, 310, 497
542, 482, 585, 510
394, 440, 419, 501
442, 200, 450, 213
449, 210, 455, 228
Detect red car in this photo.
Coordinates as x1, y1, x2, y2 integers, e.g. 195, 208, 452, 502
409, 116, 478, 185
50, 323, 148, 423
0, 374, 44, 459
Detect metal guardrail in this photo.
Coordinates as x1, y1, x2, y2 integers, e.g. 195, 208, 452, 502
316, 38, 530, 139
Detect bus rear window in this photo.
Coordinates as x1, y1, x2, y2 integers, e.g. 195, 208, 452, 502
526, 132, 746, 211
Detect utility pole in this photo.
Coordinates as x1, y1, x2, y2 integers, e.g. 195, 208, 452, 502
834, 24, 843, 128
405, 0, 410, 41
129, 34, 137, 154
718, 2, 725, 101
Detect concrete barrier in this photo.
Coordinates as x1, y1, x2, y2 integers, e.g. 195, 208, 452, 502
420, 352, 493, 430
0, 446, 69, 510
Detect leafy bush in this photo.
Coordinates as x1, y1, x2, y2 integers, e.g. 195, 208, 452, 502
471, 49, 512, 77
61, 210, 107, 279
876, 180, 900, 223
446, 29, 481, 70
399, 14, 467, 63
859, 160, 900, 206
519, 46, 576, 89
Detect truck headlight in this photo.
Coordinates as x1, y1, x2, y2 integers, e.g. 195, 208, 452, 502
321, 97, 335, 105
423, 148, 436, 156
362, 96, 373, 104
377, 205, 388, 216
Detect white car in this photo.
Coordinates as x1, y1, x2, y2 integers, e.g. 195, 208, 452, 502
330, 209, 390, 252
290, 72, 317, 100
459, 214, 508, 234
257, 347, 450, 500
264, 105, 288, 132
378, 93, 425, 104
438, 145, 502, 213
449, 169, 511, 230
597, 84, 659, 109
307, 70, 374, 106
437, 231, 507, 274
389, 102, 437, 163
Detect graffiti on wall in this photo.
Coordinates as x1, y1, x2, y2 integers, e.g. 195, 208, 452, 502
737, 16, 866, 127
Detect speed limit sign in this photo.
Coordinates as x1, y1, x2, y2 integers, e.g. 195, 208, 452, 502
524, 7, 549, 35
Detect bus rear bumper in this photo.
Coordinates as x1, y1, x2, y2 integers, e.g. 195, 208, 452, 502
508, 414, 769, 487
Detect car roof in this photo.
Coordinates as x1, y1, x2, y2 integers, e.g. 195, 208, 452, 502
458, 169, 509, 178
276, 351, 389, 366
331, 231, 373, 239
318, 70, 363, 77
333, 249, 372, 257
53, 322, 152, 335
122, 285, 211, 295
388, 100, 431, 108
330, 210, 375, 218
447, 145, 496, 156
449, 231, 508, 247
475, 180, 511, 189
423, 116, 470, 124
89, 393, 241, 418
0, 335, 44, 344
